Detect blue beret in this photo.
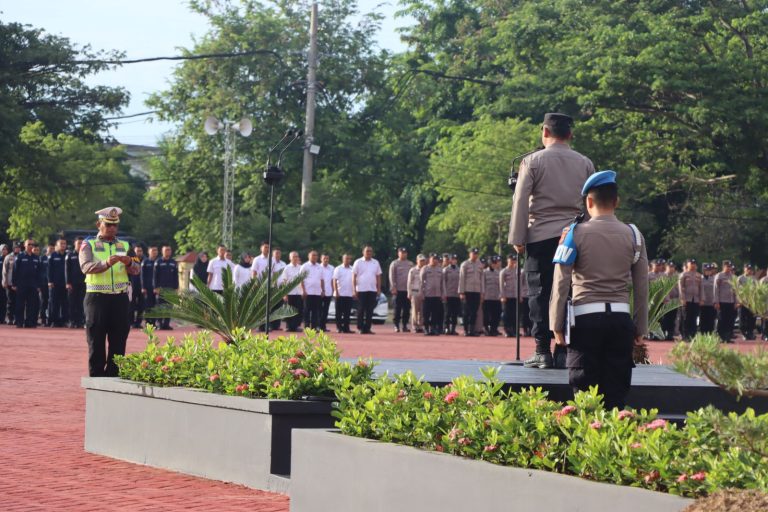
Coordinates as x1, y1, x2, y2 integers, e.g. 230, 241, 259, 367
582, 170, 617, 196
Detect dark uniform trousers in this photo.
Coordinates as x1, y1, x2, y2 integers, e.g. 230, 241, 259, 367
739, 307, 756, 340
16, 286, 40, 327
462, 292, 481, 333
357, 291, 377, 333
682, 302, 700, 339
320, 297, 332, 330
7, 287, 16, 324
699, 306, 716, 335
525, 237, 563, 357
423, 297, 444, 334
567, 311, 635, 410
40, 286, 49, 325
85, 292, 130, 377
483, 300, 501, 334
286, 295, 304, 331
130, 286, 144, 327
717, 303, 736, 342
304, 295, 322, 330
444, 297, 460, 332
68, 284, 86, 327
0, 285, 7, 323
49, 285, 69, 326
503, 299, 518, 335
393, 291, 411, 328
143, 288, 156, 326
335, 296, 353, 332
660, 309, 677, 340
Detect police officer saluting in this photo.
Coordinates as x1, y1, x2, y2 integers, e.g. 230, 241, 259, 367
389, 247, 414, 333
459, 248, 484, 336
509, 113, 595, 369
550, 171, 648, 410
678, 259, 702, 340
80, 207, 140, 377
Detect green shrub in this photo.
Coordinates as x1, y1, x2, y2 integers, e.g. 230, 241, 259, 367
333, 368, 768, 498
115, 328, 374, 400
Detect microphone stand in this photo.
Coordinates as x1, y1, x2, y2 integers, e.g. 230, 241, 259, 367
263, 130, 302, 336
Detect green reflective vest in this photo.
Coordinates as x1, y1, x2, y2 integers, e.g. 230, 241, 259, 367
85, 237, 130, 293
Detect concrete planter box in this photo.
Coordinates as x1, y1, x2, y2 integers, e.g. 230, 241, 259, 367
290, 429, 694, 512
82, 377, 334, 493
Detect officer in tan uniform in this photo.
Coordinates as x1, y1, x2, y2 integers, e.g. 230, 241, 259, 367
389, 247, 414, 332
509, 113, 595, 369
407, 254, 427, 333
482, 256, 502, 336
500, 254, 523, 337
421, 253, 445, 336
737, 264, 757, 340
648, 259, 665, 282
700, 263, 716, 334
550, 171, 648, 410
442, 254, 460, 335
660, 261, 680, 340
714, 260, 737, 342
459, 248, 484, 337
678, 259, 702, 340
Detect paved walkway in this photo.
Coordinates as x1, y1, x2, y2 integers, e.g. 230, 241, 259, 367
0, 323, 762, 510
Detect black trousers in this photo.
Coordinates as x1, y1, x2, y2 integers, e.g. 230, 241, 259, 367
524, 237, 559, 353
660, 308, 677, 340
567, 311, 635, 410
286, 295, 304, 331
423, 296, 444, 333
130, 286, 144, 326
393, 291, 411, 328
336, 296, 353, 331
444, 297, 460, 331
357, 291, 377, 332
6, 287, 16, 323
39, 286, 49, 324
68, 283, 86, 326
739, 307, 756, 339
717, 303, 736, 342
157, 293, 173, 329
699, 305, 716, 334
143, 288, 156, 325
84, 292, 130, 377
503, 298, 519, 334
0, 285, 6, 323
304, 295, 322, 329
682, 302, 700, 339
16, 286, 40, 327
320, 296, 332, 330
49, 285, 69, 326
462, 292, 481, 333
483, 300, 501, 333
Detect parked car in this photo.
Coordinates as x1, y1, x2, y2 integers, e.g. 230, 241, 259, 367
327, 293, 389, 324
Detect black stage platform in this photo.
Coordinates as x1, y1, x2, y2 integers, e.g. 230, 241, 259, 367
358, 359, 768, 417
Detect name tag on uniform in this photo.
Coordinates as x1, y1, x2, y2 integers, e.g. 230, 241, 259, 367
94, 241, 105, 251
116, 242, 126, 254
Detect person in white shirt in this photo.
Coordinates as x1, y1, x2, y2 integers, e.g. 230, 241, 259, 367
352, 246, 382, 334
268, 248, 286, 331
333, 254, 354, 333
250, 242, 270, 280
319, 253, 335, 331
233, 253, 253, 288
300, 250, 324, 330
281, 251, 304, 332
207, 245, 235, 293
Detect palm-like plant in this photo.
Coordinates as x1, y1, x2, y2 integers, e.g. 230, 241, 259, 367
146, 267, 305, 344
631, 276, 681, 363
732, 277, 768, 320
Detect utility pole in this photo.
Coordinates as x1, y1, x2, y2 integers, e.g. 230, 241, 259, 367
301, 2, 319, 210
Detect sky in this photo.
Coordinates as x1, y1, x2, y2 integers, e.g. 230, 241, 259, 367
2, 0, 409, 146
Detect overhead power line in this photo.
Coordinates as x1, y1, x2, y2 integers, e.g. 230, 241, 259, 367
70, 49, 283, 66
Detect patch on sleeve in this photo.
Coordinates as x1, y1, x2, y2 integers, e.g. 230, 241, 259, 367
553, 223, 577, 265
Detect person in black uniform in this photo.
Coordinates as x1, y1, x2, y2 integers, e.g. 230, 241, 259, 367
153, 245, 178, 330
0, 244, 8, 323
66, 237, 86, 328
129, 245, 145, 328
39, 244, 52, 326
47, 239, 69, 327
141, 246, 159, 327
13, 239, 42, 328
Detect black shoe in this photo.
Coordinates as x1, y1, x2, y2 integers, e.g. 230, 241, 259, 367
415, 328, 424, 333
402, 327, 410, 333
523, 353, 553, 369
553, 350, 567, 370
394, 326, 401, 333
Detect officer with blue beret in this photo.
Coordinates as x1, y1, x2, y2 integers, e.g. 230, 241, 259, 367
550, 170, 648, 410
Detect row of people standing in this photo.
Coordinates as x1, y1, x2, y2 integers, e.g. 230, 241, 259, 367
390, 249, 530, 337
0, 239, 86, 328
652, 258, 766, 342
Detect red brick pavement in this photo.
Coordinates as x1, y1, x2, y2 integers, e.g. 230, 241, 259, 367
0, 322, 762, 511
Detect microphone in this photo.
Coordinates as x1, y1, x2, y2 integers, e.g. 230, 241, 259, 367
277, 130, 303, 168
508, 146, 544, 190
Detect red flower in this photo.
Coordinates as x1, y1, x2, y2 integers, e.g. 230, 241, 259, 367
140, 361, 149, 369
209, 374, 220, 382
154, 355, 164, 363
161, 365, 169, 372
291, 369, 310, 379
447, 427, 462, 441
458, 437, 471, 446
435, 445, 444, 452
590, 421, 602, 430
444, 391, 459, 404
690, 472, 707, 481
395, 389, 407, 402
316, 365, 325, 373
483, 444, 498, 452
644, 470, 660, 484
287, 357, 300, 365
640, 419, 668, 432
272, 380, 281, 388
677, 474, 687, 483
423, 391, 434, 400
555, 405, 577, 419
618, 410, 635, 420
295, 350, 305, 358
170, 356, 183, 364
630, 442, 642, 449
235, 383, 249, 393
356, 359, 368, 368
